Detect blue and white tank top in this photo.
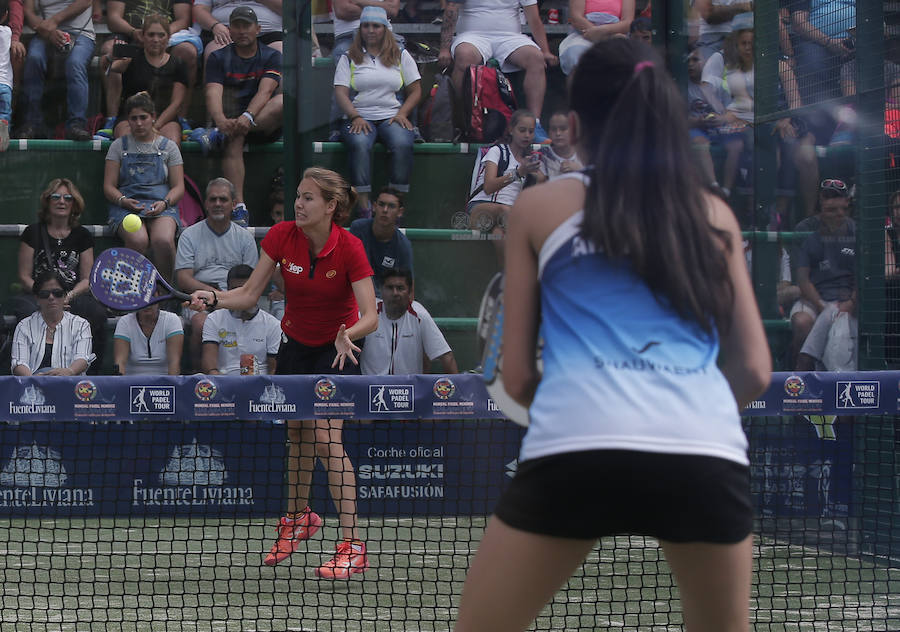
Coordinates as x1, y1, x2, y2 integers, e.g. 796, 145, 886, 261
521, 173, 747, 466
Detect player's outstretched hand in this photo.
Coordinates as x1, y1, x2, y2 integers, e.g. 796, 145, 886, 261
188, 290, 214, 312
332, 324, 361, 371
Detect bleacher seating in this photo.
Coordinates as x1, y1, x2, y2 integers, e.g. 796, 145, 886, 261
3, 2, 863, 375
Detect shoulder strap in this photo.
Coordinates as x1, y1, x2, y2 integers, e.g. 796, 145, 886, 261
497, 144, 510, 177
467, 144, 510, 202
38, 223, 56, 274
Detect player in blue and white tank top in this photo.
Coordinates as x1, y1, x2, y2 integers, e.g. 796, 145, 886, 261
455, 39, 771, 632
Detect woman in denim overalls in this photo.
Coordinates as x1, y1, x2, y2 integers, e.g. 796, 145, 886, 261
103, 91, 184, 281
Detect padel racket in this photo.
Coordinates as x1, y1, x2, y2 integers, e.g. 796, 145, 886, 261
478, 272, 541, 427
90, 247, 191, 311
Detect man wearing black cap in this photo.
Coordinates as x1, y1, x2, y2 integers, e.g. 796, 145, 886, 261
205, 6, 283, 227
791, 178, 857, 370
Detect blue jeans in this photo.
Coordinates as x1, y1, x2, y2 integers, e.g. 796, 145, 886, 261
329, 31, 407, 133
23, 33, 93, 126
794, 39, 844, 104
328, 33, 355, 132
342, 119, 415, 193
0, 84, 11, 122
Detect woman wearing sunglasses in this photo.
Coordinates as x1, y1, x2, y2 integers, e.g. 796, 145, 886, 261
11, 270, 94, 376
11, 178, 108, 373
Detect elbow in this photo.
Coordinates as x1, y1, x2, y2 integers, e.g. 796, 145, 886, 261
504, 375, 537, 405
735, 362, 772, 409
502, 362, 539, 404
747, 364, 771, 399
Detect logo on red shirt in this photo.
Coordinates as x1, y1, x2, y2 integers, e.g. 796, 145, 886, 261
282, 259, 304, 275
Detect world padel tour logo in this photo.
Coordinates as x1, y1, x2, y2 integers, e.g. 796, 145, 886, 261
433, 378, 456, 400
784, 375, 805, 397
130, 386, 175, 414
836, 381, 879, 409
74, 380, 97, 402
315, 378, 336, 401
369, 384, 414, 413
195, 380, 217, 401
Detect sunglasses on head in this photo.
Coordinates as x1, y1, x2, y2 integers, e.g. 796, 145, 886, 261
49, 193, 74, 202
36, 288, 66, 299
820, 179, 848, 192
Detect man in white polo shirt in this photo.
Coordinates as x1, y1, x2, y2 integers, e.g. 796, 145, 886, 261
201, 264, 282, 375
360, 268, 458, 375
437, 0, 557, 142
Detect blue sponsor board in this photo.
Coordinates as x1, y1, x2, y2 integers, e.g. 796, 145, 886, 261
0, 371, 893, 521
3, 371, 900, 421
0, 419, 524, 518
0, 422, 285, 517
310, 421, 525, 516
746, 415, 852, 521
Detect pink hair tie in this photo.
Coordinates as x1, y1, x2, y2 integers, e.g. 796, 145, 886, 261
633, 60, 654, 75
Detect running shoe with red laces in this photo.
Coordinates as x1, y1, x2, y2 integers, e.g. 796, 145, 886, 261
314, 540, 369, 579
263, 508, 324, 566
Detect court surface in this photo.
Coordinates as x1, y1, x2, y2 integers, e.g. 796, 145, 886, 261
1, 516, 899, 631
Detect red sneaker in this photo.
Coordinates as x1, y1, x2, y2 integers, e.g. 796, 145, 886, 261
263, 508, 323, 566
314, 541, 369, 579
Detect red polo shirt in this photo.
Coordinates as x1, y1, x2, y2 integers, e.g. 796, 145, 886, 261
262, 221, 373, 346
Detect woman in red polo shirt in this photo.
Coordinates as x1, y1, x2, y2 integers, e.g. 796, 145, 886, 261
189, 167, 377, 579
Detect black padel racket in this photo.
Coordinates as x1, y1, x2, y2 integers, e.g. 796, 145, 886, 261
90, 247, 191, 311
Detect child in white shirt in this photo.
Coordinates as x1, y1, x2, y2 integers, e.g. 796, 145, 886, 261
540, 111, 583, 179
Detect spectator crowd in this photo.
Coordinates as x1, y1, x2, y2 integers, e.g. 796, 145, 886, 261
1, 0, 893, 374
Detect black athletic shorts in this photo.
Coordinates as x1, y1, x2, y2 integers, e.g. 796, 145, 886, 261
275, 334, 364, 376
494, 449, 752, 543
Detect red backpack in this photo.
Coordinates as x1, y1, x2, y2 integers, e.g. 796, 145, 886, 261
178, 174, 205, 227
459, 64, 518, 143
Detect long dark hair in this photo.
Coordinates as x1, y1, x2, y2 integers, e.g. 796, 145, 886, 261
571, 39, 733, 334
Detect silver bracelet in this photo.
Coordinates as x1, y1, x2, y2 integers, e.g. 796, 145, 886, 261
116, 194, 126, 207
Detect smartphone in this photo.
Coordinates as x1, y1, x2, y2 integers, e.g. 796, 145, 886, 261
113, 42, 142, 59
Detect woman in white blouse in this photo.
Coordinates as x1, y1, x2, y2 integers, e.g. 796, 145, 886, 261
333, 6, 421, 214
113, 301, 184, 375
12, 271, 94, 376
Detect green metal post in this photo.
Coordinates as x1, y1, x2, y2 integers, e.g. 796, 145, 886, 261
284, 0, 314, 219
661, 0, 686, 91
855, 3, 886, 369
750, 0, 781, 323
